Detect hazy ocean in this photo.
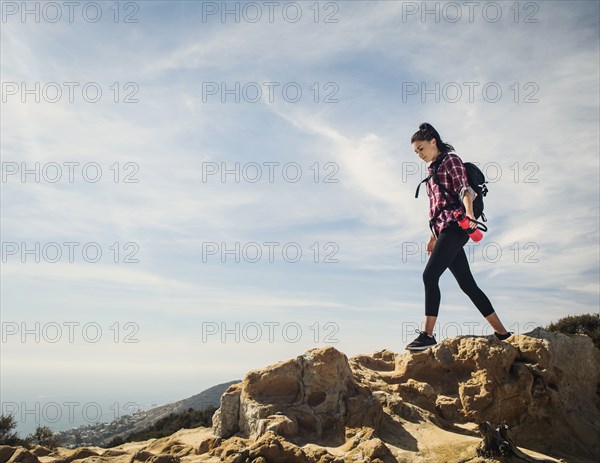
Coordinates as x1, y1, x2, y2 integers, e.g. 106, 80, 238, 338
1, 395, 164, 436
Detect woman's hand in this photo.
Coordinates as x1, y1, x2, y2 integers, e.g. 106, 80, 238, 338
465, 214, 477, 231
427, 234, 436, 256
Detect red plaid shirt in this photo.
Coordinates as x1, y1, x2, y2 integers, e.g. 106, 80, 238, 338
426, 152, 477, 238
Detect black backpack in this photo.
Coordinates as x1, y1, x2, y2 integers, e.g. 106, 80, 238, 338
415, 154, 489, 231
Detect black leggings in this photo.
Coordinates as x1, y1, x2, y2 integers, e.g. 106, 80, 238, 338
423, 222, 495, 318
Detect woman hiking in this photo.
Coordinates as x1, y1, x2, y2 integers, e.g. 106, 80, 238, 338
406, 122, 512, 351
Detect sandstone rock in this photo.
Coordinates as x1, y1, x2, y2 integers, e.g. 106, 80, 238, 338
196, 435, 221, 455
213, 346, 383, 443
145, 455, 179, 463
51, 448, 98, 463
435, 395, 461, 422
0, 446, 18, 463
212, 383, 242, 438
509, 328, 600, 458
4, 448, 39, 463
99, 449, 129, 457
29, 447, 51, 457
349, 328, 600, 462
260, 414, 298, 437
211, 331, 599, 461
346, 437, 394, 463
144, 438, 194, 457
336, 427, 394, 463
209, 436, 248, 460
398, 379, 437, 413
131, 449, 154, 461
5, 327, 596, 463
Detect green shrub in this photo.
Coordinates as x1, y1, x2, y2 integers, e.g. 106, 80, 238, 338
105, 406, 217, 447
0, 414, 30, 447
0, 414, 19, 445
26, 426, 59, 449
545, 313, 600, 350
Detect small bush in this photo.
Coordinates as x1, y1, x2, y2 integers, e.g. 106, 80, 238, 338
545, 313, 600, 350
0, 414, 19, 445
0, 414, 30, 447
105, 406, 217, 447
26, 426, 59, 449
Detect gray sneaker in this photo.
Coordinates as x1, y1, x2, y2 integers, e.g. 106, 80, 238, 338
406, 330, 437, 351
494, 331, 513, 341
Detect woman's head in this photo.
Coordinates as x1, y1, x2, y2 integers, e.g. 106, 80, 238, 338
411, 123, 455, 163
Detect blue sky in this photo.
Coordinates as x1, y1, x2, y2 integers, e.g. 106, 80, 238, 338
1, 1, 599, 434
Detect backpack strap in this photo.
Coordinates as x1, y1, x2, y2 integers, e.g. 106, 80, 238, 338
414, 173, 432, 198
415, 153, 445, 198
472, 218, 488, 232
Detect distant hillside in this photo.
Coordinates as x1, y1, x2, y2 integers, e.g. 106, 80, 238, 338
133, 379, 242, 426
178, 380, 242, 411
105, 406, 217, 447
56, 380, 241, 448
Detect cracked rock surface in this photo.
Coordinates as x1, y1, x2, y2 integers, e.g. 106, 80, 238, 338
213, 345, 383, 443
5, 328, 598, 463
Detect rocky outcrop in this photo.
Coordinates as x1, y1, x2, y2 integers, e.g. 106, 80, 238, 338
211, 328, 599, 462
212, 346, 383, 444
350, 328, 600, 461
4, 328, 598, 463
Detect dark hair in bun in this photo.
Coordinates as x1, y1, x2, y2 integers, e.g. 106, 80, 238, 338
410, 122, 455, 154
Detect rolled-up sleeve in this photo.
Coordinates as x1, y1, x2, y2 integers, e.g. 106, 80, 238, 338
447, 156, 477, 202
458, 185, 477, 202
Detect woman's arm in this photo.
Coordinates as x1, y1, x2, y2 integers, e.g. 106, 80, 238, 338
445, 154, 477, 219
462, 190, 476, 220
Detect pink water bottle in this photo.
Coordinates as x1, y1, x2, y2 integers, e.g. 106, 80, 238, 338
453, 210, 484, 242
